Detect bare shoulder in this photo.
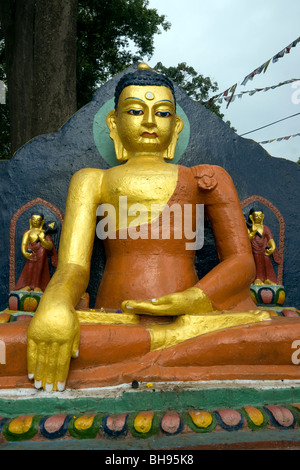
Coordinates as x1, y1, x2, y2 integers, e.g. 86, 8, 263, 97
70, 168, 104, 185
69, 168, 105, 188
68, 168, 105, 202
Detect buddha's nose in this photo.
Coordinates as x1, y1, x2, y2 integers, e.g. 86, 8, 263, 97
143, 110, 156, 127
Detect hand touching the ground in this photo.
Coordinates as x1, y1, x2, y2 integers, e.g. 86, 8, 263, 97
27, 301, 80, 392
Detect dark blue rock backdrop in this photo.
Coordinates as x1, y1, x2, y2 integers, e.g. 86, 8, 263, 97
1, 65, 299, 310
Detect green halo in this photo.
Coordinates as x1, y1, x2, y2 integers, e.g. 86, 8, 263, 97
93, 98, 190, 167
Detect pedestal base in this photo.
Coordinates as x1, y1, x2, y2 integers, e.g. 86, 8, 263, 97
250, 284, 285, 306
1, 381, 300, 450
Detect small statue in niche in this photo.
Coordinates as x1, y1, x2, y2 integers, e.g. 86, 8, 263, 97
247, 208, 281, 285
14, 213, 58, 293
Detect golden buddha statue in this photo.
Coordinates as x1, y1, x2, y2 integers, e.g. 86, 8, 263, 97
14, 214, 57, 293
23, 63, 291, 393
247, 209, 281, 285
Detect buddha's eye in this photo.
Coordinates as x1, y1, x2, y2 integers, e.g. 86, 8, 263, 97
155, 111, 172, 118
127, 109, 144, 116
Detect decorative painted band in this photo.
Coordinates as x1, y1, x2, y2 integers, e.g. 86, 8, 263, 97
1, 404, 300, 443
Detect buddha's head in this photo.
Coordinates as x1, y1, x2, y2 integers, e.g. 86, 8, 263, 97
248, 209, 264, 225
106, 63, 184, 162
29, 213, 45, 229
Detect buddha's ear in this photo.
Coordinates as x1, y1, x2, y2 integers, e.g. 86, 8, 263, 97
106, 110, 117, 134
106, 110, 128, 162
165, 114, 184, 161
29, 218, 33, 229
249, 214, 254, 224
175, 114, 184, 135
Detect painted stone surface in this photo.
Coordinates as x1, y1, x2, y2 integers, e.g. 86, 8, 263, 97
1, 403, 300, 449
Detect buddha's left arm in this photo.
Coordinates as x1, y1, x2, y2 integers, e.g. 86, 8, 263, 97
195, 166, 256, 310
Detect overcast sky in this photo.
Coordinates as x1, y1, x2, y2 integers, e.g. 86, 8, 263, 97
145, 0, 300, 162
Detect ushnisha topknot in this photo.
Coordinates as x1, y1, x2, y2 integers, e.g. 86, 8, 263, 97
114, 62, 176, 110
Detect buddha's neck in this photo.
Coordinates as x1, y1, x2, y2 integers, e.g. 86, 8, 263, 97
125, 154, 169, 167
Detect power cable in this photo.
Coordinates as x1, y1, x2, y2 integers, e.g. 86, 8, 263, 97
240, 112, 300, 136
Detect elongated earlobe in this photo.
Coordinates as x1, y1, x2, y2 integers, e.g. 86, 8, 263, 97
106, 110, 128, 162
164, 114, 184, 161
106, 110, 116, 130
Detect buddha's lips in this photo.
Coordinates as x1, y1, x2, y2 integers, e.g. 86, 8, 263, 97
141, 132, 157, 137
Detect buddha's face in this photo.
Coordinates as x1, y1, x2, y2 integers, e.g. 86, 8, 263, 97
30, 214, 44, 229
107, 85, 183, 161
251, 211, 264, 224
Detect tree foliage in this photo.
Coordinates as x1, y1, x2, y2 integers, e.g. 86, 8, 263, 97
154, 62, 234, 129
76, 0, 170, 108
0, 0, 170, 158
0, 1, 232, 158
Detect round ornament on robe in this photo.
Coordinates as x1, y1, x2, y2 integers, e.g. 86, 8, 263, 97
93, 98, 191, 167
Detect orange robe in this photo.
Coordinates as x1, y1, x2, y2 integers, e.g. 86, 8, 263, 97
251, 225, 280, 284
96, 164, 257, 312
14, 234, 58, 291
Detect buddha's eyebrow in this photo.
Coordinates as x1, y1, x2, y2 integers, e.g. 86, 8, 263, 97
124, 97, 145, 103
155, 99, 173, 104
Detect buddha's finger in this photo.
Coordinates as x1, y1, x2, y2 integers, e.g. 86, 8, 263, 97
122, 299, 156, 313
34, 342, 48, 389
71, 327, 80, 359
53, 342, 72, 391
123, 299, 173, 315
43, 342, 60, 392
27, 338, 38, 380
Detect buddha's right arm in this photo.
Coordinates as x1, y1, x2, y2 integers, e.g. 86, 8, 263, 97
39, 168, 104, 308
27, 168, 103, 391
